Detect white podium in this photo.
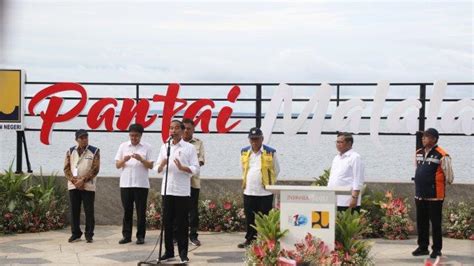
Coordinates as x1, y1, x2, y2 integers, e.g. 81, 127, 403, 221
266, 185, 351, 250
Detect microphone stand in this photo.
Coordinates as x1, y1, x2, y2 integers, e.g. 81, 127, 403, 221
138, 137, 173, 266
157, 136, 172, 263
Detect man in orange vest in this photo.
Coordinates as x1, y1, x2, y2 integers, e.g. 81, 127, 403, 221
412, 128, 454, 259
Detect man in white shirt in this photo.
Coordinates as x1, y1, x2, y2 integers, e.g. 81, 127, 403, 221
238, 127, 280, 248
115, 124, 154, 245
156, 120, 200, 264
327, 132, 365, 213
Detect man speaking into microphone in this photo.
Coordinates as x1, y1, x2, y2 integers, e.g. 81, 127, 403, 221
156, 120, 200, 264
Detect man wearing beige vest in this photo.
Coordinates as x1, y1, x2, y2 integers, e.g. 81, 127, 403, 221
182, 118, 205, 246
64, 129, 100, 243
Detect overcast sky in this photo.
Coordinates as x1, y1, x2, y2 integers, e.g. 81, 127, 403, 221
0, 0, 472, 84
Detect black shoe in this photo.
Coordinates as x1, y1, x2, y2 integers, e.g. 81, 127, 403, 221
237, 240, 252, 248
118, 238, 132, 244
86, 237, 93, 243
412, 247, 429, 256
159, 253, 174, 262
180, 256, 189, 263
136, 237, 145, 245
68, 235, 81, 243
190, 238, 201, 246
430, 250, 442, 259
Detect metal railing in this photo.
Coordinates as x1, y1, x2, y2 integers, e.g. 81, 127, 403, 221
15, 81, 473, 173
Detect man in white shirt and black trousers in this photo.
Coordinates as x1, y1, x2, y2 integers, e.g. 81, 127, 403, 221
238, 127, 280, 248
156, 120, 200, 264
115, 123, 154, 245
327, 132, 365, 213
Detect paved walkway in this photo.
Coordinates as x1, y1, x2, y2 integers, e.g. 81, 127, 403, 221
0, 226, 472, 265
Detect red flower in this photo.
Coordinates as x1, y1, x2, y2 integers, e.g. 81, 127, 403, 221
304, 233, 313, 245
4, 213, 13, 220
223, 202, 232, 210
253, 244, 265, 258
208, 201, 216, 209
266, 239, 276, 251
335, 241, 343, 251
344, 252, 351, 262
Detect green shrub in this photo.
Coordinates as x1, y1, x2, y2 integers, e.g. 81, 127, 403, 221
245, 209, 288, 265
146, 192, 246, 232
360, 187, 385, 238
443, 201, 473, 240
335, 209, 373, 265
312, 168, 330, 186
0, 164, 67, 234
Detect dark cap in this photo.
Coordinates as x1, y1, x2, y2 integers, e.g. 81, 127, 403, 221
248, 127, 263, 138
75, 129, 88, 139
422, 128, 439, 139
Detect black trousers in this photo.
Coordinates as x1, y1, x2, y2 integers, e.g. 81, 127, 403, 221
163, 195, 191, 258
415, 199, 443, 251
189, 188, 200, 239
243, 194, 274, 241
120, 187, 149, 239
69, 189, 95, 238
173, 188, 200, 240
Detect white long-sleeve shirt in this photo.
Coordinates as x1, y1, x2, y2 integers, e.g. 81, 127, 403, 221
155, 139, 200, 197
327, 149, 365, 207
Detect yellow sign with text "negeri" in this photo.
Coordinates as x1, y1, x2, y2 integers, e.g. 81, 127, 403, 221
0, 70, 22, 123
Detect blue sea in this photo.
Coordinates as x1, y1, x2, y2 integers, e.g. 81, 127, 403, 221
1, 119, 472, 184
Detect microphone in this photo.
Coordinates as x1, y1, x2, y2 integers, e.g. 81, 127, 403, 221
166, 135, 174, 143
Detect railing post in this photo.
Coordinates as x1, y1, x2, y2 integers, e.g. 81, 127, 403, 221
336, 85, 340, 107
416, 84, 427, 150
135, 84, 140, 124
135, 84, 140, 102
15, 131, 23, 174
256, 84, 262, 128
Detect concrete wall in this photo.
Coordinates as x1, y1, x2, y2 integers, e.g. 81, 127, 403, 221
57, 176, 473, 225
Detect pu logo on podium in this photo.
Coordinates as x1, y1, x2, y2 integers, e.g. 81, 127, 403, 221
289, 214, 308, 227
312, 211, 329, 229
0, 69, 25, 130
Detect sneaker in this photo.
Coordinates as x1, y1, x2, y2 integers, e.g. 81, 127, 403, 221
118, 238, 132, 244
430, 250, 442, 259
412, 247, 429, 256
190, 238, 201, 246
86, 237, 93, 243
159, 253, 175, 262
136, 237, 145, 245
237, 240, 252, 248
180, 256, 190, 263
68, 235, 81, 243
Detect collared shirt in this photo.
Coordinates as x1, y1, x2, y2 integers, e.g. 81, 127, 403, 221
188, 137, 205, 189
115, 141, 153, 188
327, 149, 365, 207
241, 148, 280, 196
155, 139, 200, 196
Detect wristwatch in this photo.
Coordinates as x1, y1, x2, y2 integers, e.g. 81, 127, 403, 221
351, 195, 357, 199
